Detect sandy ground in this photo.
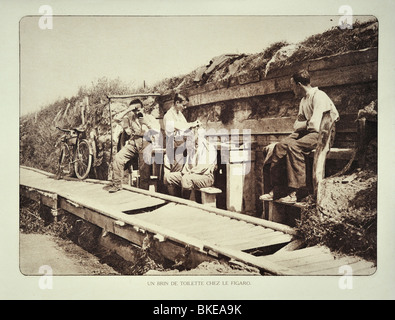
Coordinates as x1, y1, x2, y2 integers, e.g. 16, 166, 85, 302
19, 232, 259, 276
19, 233, 119, 276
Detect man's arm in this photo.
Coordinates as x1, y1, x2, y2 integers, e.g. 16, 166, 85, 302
308, 90, 336, 132
164, 117, 200, 136
113, 107, 132, 123
171, 119, 200, 131
293, 113, 308, 132
139, 114, 161, 132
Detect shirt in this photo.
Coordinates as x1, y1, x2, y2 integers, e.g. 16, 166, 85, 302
182, 137, 217, 177
114, 109, 160, 141
295, 87, 339, 133
163, 106, 189, 138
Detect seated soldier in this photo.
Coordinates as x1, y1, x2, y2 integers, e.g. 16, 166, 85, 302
260, 69, 339, 203
164, 127, 217, 200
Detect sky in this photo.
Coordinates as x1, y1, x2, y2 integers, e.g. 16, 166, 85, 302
19, 14, 375, 116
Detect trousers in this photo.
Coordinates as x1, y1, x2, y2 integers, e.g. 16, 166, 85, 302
164, 171, 214, 191
112, 138, 151, 189
270, 131, 319, 189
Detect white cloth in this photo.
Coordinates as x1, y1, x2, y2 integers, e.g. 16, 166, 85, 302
182, 137, 217, 176
163, 106, 189, 138
295, 87, 339, 133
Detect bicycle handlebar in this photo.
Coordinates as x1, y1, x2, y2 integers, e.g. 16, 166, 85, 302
56, 126, 86, 133
56, 127, 72, 133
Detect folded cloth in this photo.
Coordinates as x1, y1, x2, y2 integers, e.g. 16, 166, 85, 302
263, 142, 278, 166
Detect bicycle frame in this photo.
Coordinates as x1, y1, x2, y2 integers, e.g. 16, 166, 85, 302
56, 126, 93, 179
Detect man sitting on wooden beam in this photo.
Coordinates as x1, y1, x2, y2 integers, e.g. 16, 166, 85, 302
164, 127, 217, 200
260, 69, 339, 203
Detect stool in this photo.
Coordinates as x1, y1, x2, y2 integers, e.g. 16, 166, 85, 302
149, 175, 159, 192
200, 187, 222, 208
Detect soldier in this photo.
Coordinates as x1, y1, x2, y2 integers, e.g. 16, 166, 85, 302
260, 69, 339, 203
105, 99, 160, 193
162, 93, 200, 196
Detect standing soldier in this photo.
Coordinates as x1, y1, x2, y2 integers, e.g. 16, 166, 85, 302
105, 99, 160, 193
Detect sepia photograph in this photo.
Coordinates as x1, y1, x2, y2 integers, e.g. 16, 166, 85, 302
19, 13, 378, 276
2, 0, 394, 301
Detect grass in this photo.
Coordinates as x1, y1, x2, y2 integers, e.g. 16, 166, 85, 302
296, 169, 377, 262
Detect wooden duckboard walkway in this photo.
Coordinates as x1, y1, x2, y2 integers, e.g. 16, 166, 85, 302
19, 166, 376, 276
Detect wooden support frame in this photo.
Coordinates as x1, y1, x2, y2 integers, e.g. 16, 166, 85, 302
200, 187, 222, 208
313, 111, 336, 196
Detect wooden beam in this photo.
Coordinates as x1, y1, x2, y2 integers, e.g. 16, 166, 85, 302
187, 61, 377, 107
161, 48, 378, 107
107, 93, 161, 100
20, 166, 298, 237
204, 117, 295, 135
313, 111, 335, 197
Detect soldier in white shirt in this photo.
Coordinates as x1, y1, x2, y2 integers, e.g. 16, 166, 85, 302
260, 69, 339, 203
163, 93, 201, 196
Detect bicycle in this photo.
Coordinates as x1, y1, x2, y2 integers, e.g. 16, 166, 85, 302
56, 126, 93, 180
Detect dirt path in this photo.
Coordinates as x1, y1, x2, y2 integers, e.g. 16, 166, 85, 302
19, 233, 119, 276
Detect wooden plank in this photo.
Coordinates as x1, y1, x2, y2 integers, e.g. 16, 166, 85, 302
280, 252, 347, 270
226, 230, 292, 247
184, 220, 271, 246
198, 224, 269, 243
188, 219, 259, 241
203, 116, 357, 138
114, 184, 298, 236
268, 246, 332, 263
265, 48, 378, 78
181, 61, 377, 107
271, 239, 305, 256
311, 61, 377, 89
62, 196, 217, 269
308, 47, 377, 73
201, 244, 299, 275
20, 186, 58, 208
218, 229, 280, 247
21, 167, 301, 275
168, 211, 240, 235
205, 117, 295, 136
159, 48, 377, 105
292, 255, 361, 273
229, 233, 293, 251
313, 110, 335, 195
137, 205, 223, 231
21, 166, 297, 237
302, 258, 375, 275
317, 148, 355, 160
68, 188, 166, 213
350, 261, 376, 276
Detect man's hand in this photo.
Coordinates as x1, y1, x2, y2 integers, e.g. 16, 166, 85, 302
125, 127, 132, 136
190, 120, 201, 128
297, 114, 307, 122
138, 116, 148, 126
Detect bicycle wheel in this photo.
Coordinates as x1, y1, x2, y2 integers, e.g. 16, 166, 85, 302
74, 139, 92, 179
59, 143, 72, 176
